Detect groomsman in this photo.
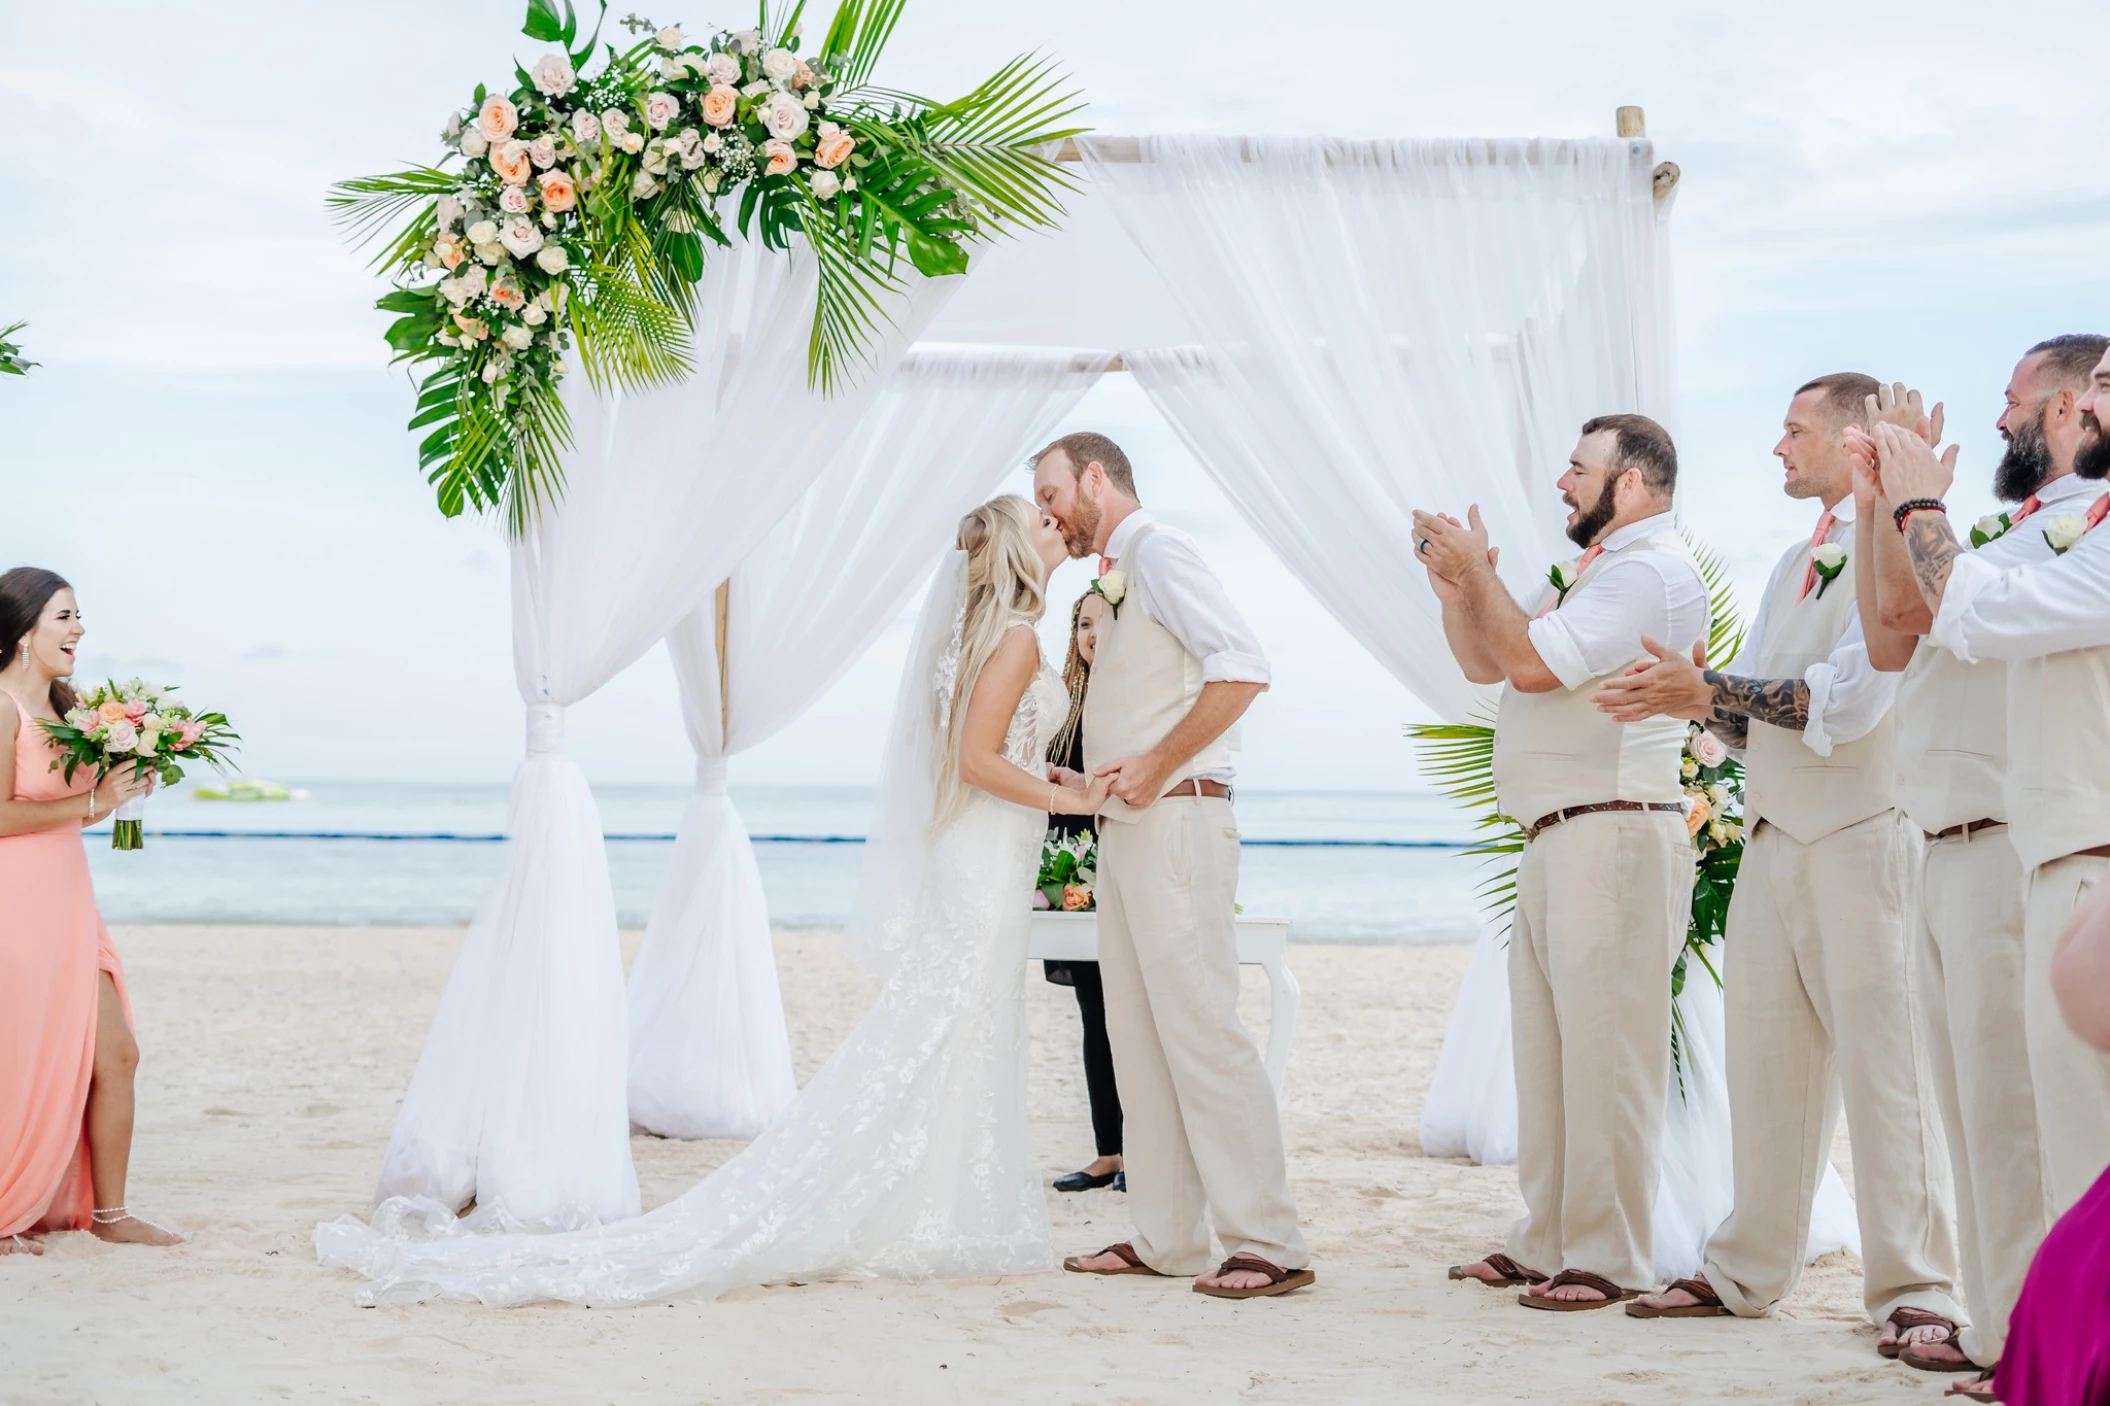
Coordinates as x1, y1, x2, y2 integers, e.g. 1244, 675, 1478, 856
1418, 414, 1706, 1309
1602, 375, 1962, 1353
1852, 336, 2107, 1379
1869, 345, 2110, 1219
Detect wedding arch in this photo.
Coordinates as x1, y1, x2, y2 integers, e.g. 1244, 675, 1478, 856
377, 115, 1689, 1229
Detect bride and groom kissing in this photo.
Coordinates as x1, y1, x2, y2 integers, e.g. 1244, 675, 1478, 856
316, 431, 1314, 1307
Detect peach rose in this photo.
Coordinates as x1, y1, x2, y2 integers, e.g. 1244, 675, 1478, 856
762, 138, 797, 176
489, 139, 533, 186
490, 281, 526, 311
98, 699, 129, 724
814, 126, 855, 169
1685, 792, 1712, 838
476, 93, 519, 143
433, 231, 466, 269
701, 84, 738, 128
537, 168, 577, 212
1060, 883, 1092, 912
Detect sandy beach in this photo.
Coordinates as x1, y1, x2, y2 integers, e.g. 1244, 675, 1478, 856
0, 925, 1927, 1404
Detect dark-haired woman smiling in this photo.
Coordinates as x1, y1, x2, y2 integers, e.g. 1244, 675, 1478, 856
0, 567, 177, 1254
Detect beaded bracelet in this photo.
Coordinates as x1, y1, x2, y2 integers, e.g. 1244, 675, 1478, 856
1893, 498, 1947, 531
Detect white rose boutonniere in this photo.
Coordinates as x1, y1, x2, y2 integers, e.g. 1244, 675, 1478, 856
2044, 514, 2089, 555
1547, 558, 1581, 607
1810, 541, 1847, 597
1091, 569, 1128, 619
1970, 512, 2014, 549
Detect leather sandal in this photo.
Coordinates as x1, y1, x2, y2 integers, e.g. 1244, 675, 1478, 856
1901, 1324, 1984, 1375
1447, 1252, 1545, 1288
1883, 1307, 1958, 1361
1516, 1268, 1641, 1311
1062, 1241, 1165, 1276
1946, 1369, 1998, 1402
1192, 1253, 1316, 1299
1625, 1275, 1731, 1318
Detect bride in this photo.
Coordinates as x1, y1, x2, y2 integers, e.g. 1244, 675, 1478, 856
317, 495, 1107, 1306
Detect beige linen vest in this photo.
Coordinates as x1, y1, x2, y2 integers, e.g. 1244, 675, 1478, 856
1491, 527, 1695, 826
1742, 530, 1895, 844
1894, 636, 2008, 836
2006, 644, 2110, 870
1083, 520, 1235, 824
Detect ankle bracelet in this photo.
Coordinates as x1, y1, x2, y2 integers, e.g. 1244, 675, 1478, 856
91, 1206, 130, 1224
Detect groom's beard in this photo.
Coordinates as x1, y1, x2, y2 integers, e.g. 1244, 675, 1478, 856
1564, 476, 1620, 548
1995, 404, 2055, 501
1062, 492, 1102, 558
2077, 411, 2110, 481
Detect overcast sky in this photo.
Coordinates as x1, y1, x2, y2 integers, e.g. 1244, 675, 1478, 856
4, 0, 2105, 789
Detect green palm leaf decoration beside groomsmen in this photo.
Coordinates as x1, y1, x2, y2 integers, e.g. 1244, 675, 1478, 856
0, 321, 34, 377
1407, 529, 1748, 1094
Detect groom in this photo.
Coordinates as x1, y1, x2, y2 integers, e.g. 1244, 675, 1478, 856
1033, 432, 1314, 1299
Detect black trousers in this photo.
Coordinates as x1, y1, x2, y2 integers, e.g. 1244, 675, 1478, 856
1047, 960, 1123, 1158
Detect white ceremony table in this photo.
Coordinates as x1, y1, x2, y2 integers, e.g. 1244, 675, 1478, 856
1026, 912, 1300, 1095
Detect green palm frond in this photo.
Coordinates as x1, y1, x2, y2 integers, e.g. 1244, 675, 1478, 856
328, 168, 461, 269
866, 55, 1086, 233
1682, 525, 1745, 668
0, 320, 33, 377
816, 0, 906, 91
1405, 711, 1525, 930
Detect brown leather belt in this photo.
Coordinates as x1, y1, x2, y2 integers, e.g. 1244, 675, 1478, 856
1925, 818, 2004, 842
1523, 801, 1684, 842
1162, 778, 1232, 801
2075, 845, 2110, 860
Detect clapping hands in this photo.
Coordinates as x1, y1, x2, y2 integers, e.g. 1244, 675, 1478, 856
1411, 505, 1500, 598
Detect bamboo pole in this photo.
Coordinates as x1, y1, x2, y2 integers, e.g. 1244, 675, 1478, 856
714, 578, 731, 739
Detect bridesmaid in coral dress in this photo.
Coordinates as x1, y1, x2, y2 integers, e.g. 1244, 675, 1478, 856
0, 567, 176, 1255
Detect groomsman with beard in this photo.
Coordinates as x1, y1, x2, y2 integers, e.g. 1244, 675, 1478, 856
1417, 415, 1707, 1309
1869, 345, 2110, 1218
1849, 336, 2107, 1383
1600, 375, 1962, 1356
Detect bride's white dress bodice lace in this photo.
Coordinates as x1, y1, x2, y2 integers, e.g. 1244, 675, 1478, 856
316, 658, 1070, 1308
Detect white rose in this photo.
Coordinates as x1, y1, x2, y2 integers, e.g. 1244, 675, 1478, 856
1810, 542, 1847, 570
702, 131, 721, 153
642, 141, 669, 175
459, 128, 489, 158
631, 169, 660, 198
802, 90, 820, 110
1549, 558, 1580, 590
763, 91, 809, 140
521, 302, 547, 325
742, 78, 772, 97
498, 217, 543, 257
732, 28, 761, 54
475, 240, 505, 264
602, 109, 630, 140
459, 264, 487, 297
1097, 569, 1128, 605
481, 362, 502, 384
656, 25, 684, 50
105, 719, 138, 753
702, 169, 722, 193
810, 168, 840, 198
532, 53, 576, 97
1691, 730, 1728, 768
1973, 513, 2007, 543
707, 52, 740, 85
570, 108, 601, 145
621, 130, 644, 154
435, 193, 464, 228
842, 174, 856, 192
644, 91, 679, 130
660, 56, 684, 81
502, 324, 534, 350
442, 113, 463, 141
135, 727, 160, 756
467, 219, 499, 246
762, 47, 799, 81
2045, 513, 2088, 553
528, 136, 556, 169
499, 184, 530, 214
536, 244, 569, 274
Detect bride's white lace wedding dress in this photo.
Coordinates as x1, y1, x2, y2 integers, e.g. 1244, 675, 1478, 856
317, 601, 1067, 1308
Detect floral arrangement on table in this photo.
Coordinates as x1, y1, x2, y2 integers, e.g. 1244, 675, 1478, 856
42, 681, 239, 850
1032, 830, 1097, 911
1407, 530, 1746, 1092
0, 321, 33, 377
331, 0, 1083, 531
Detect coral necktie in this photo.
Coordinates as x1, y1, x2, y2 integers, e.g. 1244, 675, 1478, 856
1535, 544, 1604, 618
1797, 512, 1838, 602
2010, 494, 2043, 523
1097, 555, 1114, 578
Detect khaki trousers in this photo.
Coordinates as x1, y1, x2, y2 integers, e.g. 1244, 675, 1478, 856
1703, 811, 1961, 1324
2024, 853, 2110, 1213
1095, 795, 1308, 1274
1505, 809, 1691, 1290
1916, 826, 2048, 1366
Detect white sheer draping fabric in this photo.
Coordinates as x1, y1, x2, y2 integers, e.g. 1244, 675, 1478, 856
371, 240, 954, 1230
626, 345, 1110, 1138
1085, 133, 1677, 724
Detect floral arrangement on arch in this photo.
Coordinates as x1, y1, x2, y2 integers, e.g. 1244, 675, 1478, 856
331, 0, 1082, 532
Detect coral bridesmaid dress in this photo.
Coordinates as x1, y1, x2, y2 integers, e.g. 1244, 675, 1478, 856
0, 686, 133, 1238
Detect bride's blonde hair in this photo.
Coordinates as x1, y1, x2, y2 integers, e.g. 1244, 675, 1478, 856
934, 495, 1047, 828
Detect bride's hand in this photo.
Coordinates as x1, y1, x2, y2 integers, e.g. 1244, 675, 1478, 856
1047, 764, 1087, 790
95, 762, 154, 811
1081, 771, 1113, 814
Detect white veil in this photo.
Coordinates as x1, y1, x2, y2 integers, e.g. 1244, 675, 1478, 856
843, 549, 969, 978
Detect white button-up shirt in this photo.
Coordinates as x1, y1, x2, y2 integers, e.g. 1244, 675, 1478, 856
1101, 510, 1271, 784
1930, 473, 2110, 662
1728, 494, 1898, 756
1524, 511, 1710, 691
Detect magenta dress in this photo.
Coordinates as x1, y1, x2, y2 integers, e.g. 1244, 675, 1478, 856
0, 686, 133, 1237
1994, 1164, 2110, 1403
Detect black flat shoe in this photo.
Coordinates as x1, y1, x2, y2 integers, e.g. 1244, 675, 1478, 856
1053, 1169, 1120, 1193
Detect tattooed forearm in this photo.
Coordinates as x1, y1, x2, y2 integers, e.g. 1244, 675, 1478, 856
1705, 707, 1749, 751
1703, 670, 1811, 733
1902, 512, 1964, 614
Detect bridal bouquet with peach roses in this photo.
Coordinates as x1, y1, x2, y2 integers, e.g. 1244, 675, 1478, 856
42, 681, 239, 850
331, 0, 1082, 532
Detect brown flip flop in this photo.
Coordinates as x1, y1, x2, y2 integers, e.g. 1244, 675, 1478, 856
1447, 1252, 1546, 1288
1883, 1307, 1958, 1360
1900, 1321, 1982, 1375
1192, 1253, 1316, 1299
1624, 1275, 1730, 1318
1062, 1241, 1166, 1276
1516, 1268, 1641, 1311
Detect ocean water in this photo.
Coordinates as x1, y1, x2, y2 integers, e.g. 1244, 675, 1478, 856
83, 782, 1498, 944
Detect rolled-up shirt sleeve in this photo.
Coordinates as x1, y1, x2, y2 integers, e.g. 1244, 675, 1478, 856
1931, 528, 2110, 663
1130, 529, 1272, 686
1525, 556, 1703, 691
1801, 616, 1898, 756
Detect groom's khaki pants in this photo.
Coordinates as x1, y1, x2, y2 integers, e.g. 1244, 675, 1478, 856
1504, 809, 1690, 1291
1095, 795, 1308, 1275
2024, 853, 2110, 1213
1703, 812, 1961, 1324
1916, 826, 2048, 1366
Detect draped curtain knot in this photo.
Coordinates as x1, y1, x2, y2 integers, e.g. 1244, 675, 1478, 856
693, 755, 730, 796
525, 703, 566, 756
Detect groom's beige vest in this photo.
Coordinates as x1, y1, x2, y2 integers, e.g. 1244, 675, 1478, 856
1742, 528, 1896, 845
1084, 520, 1234, 824
1491, 525, 1695, 826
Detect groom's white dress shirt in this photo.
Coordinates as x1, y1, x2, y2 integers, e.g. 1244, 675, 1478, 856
1523, 511, 1708, 689
1101, 511, 1269, 786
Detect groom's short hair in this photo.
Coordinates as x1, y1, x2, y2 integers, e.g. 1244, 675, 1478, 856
1035, 431, 1136, 497
1579, 413, 1677, 497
